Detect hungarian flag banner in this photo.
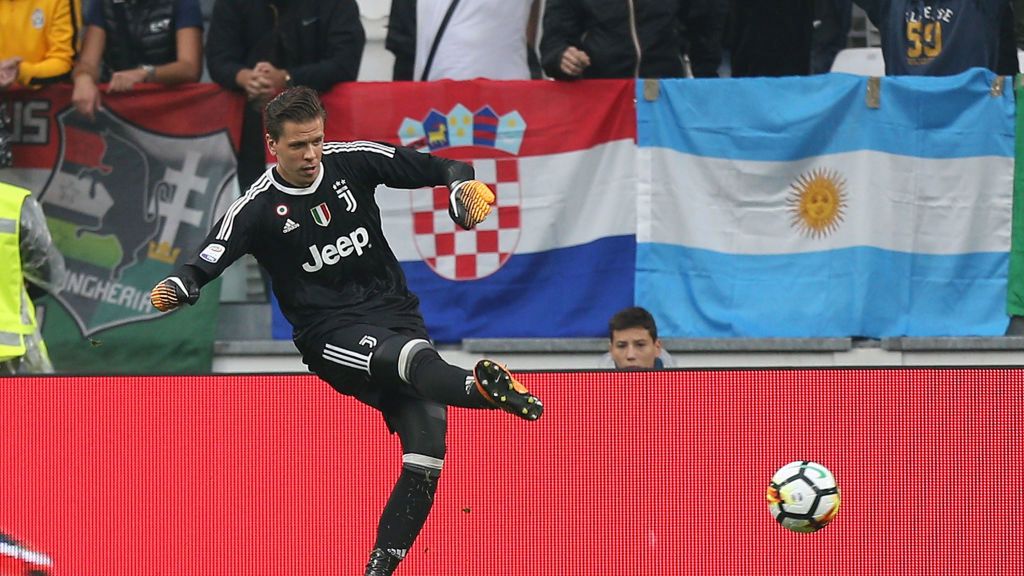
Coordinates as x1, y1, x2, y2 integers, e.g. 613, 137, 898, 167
4, 84, 244, 373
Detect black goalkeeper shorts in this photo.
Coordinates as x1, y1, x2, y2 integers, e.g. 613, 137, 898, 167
299, 323, 446, 453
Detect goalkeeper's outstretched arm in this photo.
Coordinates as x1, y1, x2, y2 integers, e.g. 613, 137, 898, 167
435, 154, 495, 230
150, 270, 203, 312
447, 179, 495, 230
362, 143, 497, 230
150, 200, 255, 312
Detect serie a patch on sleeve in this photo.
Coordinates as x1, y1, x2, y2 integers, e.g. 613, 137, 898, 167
199, 243, 226, 263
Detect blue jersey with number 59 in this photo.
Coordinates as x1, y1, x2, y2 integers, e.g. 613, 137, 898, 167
856, 0, 1003, 75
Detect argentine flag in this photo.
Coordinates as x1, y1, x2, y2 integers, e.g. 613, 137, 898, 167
636, 69, 1014, 338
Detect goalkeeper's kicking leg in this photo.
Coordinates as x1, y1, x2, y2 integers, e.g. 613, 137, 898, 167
363, 395, 447, 576
301, 326, 542, 575
365, 333, 542, 574
366, 331, 543, 421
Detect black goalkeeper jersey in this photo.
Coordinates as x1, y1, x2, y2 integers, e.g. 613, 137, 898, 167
180, 140, 473, 344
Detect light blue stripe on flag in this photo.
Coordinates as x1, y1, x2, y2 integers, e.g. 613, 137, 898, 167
638, 244, 1008, 337
638, 68, 1014, 161
636, 69, 1014, 338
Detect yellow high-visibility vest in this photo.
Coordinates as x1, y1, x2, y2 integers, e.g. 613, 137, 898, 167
0, 183, 36, 362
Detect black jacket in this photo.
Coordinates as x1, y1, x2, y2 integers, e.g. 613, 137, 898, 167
728, 0, 813, 77
385, 0, 415, 80
206, 0, 365, 92
1017, 0, 1024, 49
100, 0, 178, 76
998, 0, 1019, 74
540, 0, 725, 79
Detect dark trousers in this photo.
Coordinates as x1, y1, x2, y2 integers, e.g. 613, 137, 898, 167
729, 0, 815, 77
237, 105, 267, 193
998, 1, 1020, 75
811, 0, 853, 74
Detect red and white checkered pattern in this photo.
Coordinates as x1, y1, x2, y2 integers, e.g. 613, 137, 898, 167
411, 158, 521, 280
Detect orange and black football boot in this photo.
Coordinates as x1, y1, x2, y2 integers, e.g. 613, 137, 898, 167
473, 360, 544, 421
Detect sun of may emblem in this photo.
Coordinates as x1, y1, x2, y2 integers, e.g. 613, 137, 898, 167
787, 168, 847, 238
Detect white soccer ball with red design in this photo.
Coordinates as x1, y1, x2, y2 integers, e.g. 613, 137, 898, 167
766, 460, 841, 533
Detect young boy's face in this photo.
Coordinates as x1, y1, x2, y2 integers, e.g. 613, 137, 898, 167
609, 327, 661, 370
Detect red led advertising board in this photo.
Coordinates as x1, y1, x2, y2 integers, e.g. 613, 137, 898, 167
1, 369, 1021, 575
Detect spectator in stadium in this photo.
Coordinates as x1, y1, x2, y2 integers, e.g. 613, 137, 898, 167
1017, 0, 1024, 48
540, 0, 726, 79
854, 0, 1008, 75
811, 0, 853, 74
728, 0, 816, 77
205, 0, 365, 192
411, 0, 541, 81
997, 1, 1020, 74
0, 0, 81, 91
0, 180, 66, 374
601, 306, 675, 370
70, 0, 204, 121
385, 0, 416, 80
149, 87, 543, 576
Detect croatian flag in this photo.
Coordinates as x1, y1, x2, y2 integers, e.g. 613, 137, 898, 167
313, 80, 637, 342
636, 69, 1015, 338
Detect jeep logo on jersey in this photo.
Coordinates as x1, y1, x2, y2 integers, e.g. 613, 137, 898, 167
397, 104, 524, 281
37, 107, 235, 336
301, 227, 371, 272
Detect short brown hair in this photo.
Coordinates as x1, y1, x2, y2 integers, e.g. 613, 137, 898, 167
608, 306, 658, 341
263, 86, 327, 140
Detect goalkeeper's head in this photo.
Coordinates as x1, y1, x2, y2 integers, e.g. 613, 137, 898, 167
263, 86, 328, 188
263, 86, 327, 141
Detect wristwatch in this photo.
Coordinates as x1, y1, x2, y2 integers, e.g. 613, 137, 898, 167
141, 64, 156, 81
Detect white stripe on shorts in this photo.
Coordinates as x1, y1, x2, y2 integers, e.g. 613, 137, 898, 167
403, 453, 444, 470
323, 343, 371, 374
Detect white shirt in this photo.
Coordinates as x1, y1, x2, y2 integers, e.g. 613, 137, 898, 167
415, 0, 533, 81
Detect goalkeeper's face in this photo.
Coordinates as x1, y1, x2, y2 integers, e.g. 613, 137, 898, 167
267, 117, 325, 188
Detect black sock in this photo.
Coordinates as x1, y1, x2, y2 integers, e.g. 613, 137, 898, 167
374, 468, 440, 560
408, 349, 493, 409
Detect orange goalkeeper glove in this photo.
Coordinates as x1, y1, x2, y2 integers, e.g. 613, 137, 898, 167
150, 276, 199, 312
448, 180, 495, 230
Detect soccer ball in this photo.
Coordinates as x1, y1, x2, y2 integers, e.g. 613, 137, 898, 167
766, 460, 841, 533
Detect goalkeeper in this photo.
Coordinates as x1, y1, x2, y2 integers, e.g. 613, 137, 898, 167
150, 86, 543, 576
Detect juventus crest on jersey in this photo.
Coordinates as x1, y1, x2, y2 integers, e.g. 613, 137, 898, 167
182, 140, 474, 340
